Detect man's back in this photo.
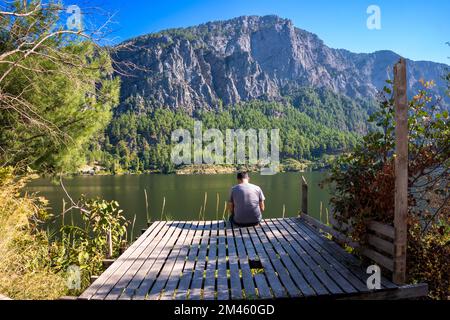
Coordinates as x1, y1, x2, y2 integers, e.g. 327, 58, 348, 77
229, 183, 265, 225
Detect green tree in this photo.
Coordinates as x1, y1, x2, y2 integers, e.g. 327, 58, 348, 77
0, 1, 120, 173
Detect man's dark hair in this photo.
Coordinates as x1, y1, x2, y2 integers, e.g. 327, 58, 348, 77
237, 172, 249, 180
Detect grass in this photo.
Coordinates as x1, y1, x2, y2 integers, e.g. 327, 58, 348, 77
0, 169, 66, 299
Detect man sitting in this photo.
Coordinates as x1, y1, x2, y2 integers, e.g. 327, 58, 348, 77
228, 172, 265, 226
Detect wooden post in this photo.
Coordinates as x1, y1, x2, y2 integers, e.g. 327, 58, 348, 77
393, 58, 408, 285
301, 176, 308, 215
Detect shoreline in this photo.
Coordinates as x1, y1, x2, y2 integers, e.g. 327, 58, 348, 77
70, 162, 329, 178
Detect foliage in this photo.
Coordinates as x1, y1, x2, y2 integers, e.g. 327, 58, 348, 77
52, 197, 128, 294
0, 167, 66, 299
0, 1, 120, 173
287, 87, 378, 134
281, 158, 311, 172
90, 100, 361, 173
0, 1, 130, 299
326, 80, 449, 299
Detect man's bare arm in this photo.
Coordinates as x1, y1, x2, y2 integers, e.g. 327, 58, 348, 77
227, 201, 234, 215
259, 201, 265, 213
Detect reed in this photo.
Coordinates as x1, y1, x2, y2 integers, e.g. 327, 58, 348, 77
198, 205, 203, 220
216, 193, 220, 221
130, 214, 137, 243
144, 189, 150, 223
202, 192, 208, 221
222, 201, 227, 221
62, 198, 66, 227
282, 204, 286, 218
319, 201, 323, 223
326, 207, 330, 226
160, 197, 166, 221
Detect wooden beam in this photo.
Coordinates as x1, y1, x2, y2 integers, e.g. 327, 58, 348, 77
367, 234, 395, 256
339, 283, 428, 300
301, 213, 359, 248
301, 176, 308, 215
393, 58, 408, 284
59, 296, 78, 300
367, 221, 395, 240
360, 247, 394, 271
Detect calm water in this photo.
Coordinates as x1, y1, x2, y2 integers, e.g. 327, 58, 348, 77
27, 172, 331, 234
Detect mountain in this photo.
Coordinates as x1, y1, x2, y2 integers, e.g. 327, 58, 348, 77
114, 15, 449, 113
93, 15, 449, 173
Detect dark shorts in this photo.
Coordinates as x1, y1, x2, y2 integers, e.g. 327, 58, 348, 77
229, 214, 260, 227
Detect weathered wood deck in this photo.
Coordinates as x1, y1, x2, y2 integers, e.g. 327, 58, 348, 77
80, 218, 404, 300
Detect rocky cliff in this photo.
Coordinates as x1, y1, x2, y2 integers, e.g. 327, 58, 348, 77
115, 15, 449, 113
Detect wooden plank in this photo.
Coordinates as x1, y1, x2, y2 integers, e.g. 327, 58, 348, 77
105, 222, 179, 300
203, 221, 219, 300
225, 221, 243, 299
231, 225, 257, 299
339, 283, 428, 300
216, 221, 229, 300
329, 214, 352, 233
246, 225, 288, 298
124, 221, 185, 300
83, 221, 166, 300
146, 221, 195, 300
301, 214, 359, 248
174, 221, 206, 300
296, 218, 397, 290
189, 221, 212, 299
295, 217, 362, 267
367, 234, 394, 256
299, 216, 396, 289
261, 220, 316, 297
79, 221, 164, 300
274, 219, 345, 295
159, 221, 200, 300
268, 220, 329, 296
361, 248, 394, 272
285, 219, 369, 293
393, 57, 408, 285
367, 221, 395, 240
239, 227, 272, 299
293, 219, 373, 291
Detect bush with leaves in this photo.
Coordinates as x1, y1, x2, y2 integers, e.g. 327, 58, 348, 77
326, 80, 449, 299
52, 197, 128, 294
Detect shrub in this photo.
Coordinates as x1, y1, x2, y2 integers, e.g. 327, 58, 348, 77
326, 81, 449, 299
0, 167, 66, 299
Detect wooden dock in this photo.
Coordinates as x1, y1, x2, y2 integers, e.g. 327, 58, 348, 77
79, 217, 427, 300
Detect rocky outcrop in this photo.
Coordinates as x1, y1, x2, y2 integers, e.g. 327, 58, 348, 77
115, 15, 449, 112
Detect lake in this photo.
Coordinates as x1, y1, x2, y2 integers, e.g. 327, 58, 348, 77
27, 172, 331, 235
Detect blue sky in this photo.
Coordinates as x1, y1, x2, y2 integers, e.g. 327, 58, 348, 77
75, 0, 449, 64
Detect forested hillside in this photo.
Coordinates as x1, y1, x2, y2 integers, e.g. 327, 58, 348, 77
88, 98, 361, 173
92, 14, 448, 173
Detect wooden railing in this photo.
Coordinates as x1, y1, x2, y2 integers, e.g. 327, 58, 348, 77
300, 177, 396, 276
298, 58, 410, 285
